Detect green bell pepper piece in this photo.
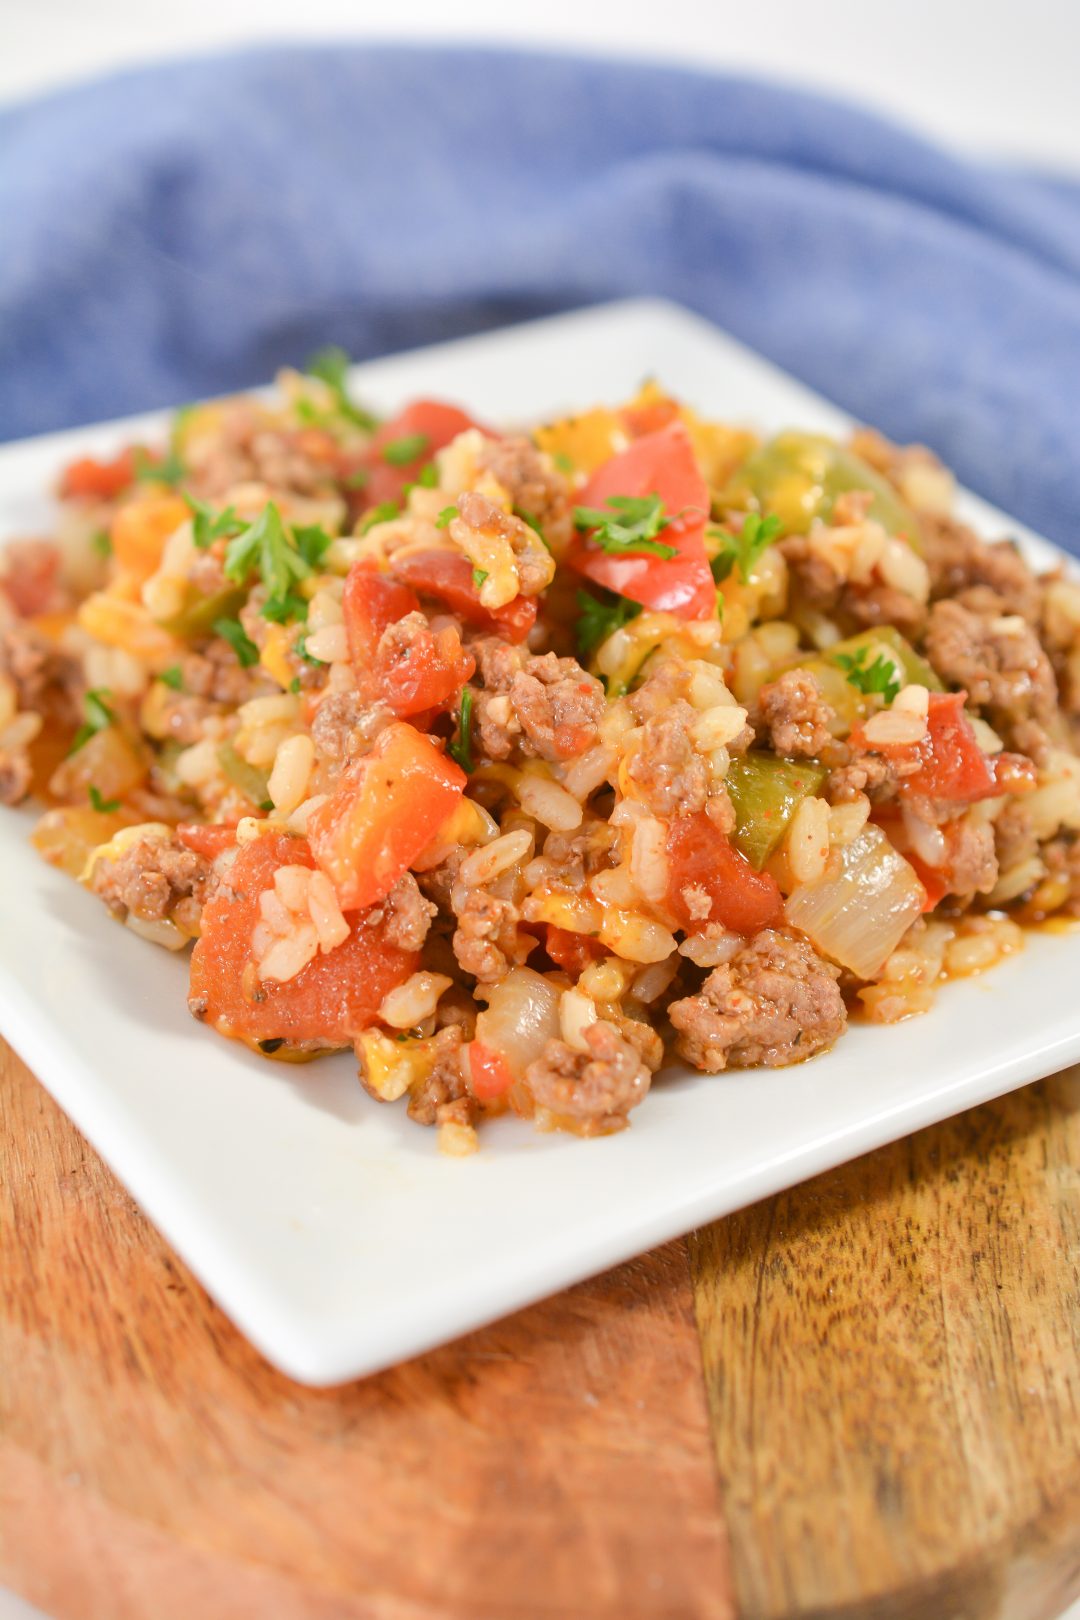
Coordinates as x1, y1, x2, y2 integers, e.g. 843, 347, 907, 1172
725, 753, 829, 871
729, 431, 921, 551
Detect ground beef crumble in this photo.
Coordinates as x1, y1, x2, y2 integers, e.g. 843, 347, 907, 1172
366, 873, 437, 953
626, 700, 710, 815
523, 1020, 651, 1133
477, 434, 574, 553
668, 928, 846, 1071
924, 598, 1057, 734
89, 835, 211, 935
757, 669, 835, 757
471, 637, 604, 762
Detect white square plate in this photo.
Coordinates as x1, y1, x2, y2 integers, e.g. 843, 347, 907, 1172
2, 298, 1078, 1386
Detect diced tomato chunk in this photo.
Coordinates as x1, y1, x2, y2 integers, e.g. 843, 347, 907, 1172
854, 692, 998, 806
544, 924, 607, 977
467, 1040, 514, 1101
59, 448, 138, 501
666, 811, 784, 934
362, 400, 488, 509
389, 548, 538, 643
620, 397, 681, 438
307, 721, 466, 910
2, 541, 61, 617
569, 423, 715, 620
176, 822, 239, 859
342, 564, 420, 662
189, 833, 418, 1046
375, 623, 475, 718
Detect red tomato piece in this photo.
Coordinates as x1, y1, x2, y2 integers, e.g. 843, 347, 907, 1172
568, 423, 715, 620
544, 924, 607, 977
189, 832, 417, 1046
620, 397, 681, 438
307, 721, 466, 910
363, 400, 487, 509
375, 622, 475, 718
666, 811, 784, 934
389, 548, 538, 644
467, 1040, 514, 1102
853, 693, 998, 805
176, 822, 239, 859
59, 447, 138, 501
342, 563, 420, 663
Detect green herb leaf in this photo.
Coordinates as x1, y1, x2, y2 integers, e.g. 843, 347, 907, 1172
289, 676, 301, 694
213, 617, 259, 668
69, 688, 117, 755
306, 346, 379, 430
184, 494, 246, 550
835, 646, 902, 705
88, 785, 120, 814
359, 500, 400, 535
573, 493, 679, 560
472, 568, 489, 587
403, 462, 440, 499
293, 524, 334, 570
435, 505, 458, 530
260, 593, 308, 625
708, 512, 783, 586
133, 447, 185, 488
382, 433, 430, 467
343, 466, 370, 489
552, 451, 575, 475
574, 588, 642, 659
448, 688, 474, 773
158, 665, 184, 691
91, 529, 112, 558
223, 501, 318, 621
296, 631, 326, 666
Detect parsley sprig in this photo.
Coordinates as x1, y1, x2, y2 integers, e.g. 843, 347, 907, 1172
88, 785, 121, 813
382, 432, 430, 467
70, 688, 116, 755
708, 512, 783, 585
306, 347, 379, 430
448, 689, 474, 773
184, 494, 246, 550
222, 503, 331, 622
835, 647, 902, 705
575, 588, 642, 658
133, 447, 185, 488
214, 617, 260, 668
573, 493, 678, 559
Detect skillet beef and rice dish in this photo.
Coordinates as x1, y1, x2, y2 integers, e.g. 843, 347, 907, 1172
3, 360, 1079, 1153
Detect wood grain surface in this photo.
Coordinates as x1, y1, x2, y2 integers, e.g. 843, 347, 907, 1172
1, 1035, 1079, 1620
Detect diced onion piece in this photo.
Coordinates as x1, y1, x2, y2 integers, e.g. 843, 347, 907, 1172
474, 967, 562, 1080
784, 824, 924, 980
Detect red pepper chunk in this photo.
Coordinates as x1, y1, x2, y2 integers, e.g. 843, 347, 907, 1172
569, 423, 715, 620
308, 721, 466, 911
59, 447, 139, 501
189, 833, 418, 1047
544, 924, 607, 977
389, 548, 538, 644
666, 811, 784, 934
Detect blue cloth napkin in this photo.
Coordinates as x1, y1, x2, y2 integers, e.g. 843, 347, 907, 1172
3, 45, 1079, 546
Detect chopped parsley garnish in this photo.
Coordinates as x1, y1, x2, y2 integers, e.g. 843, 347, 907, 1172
382, 433, 430, 467
515, 507, 552, 551
552, 451, 575, 475
133, 447, 185, 488
472, 568, 489, 587
213, 617, 259, 668
359, 500, 400, 534
835, 646, 902, 705
448, 688, 474, 772
403, 463, 439, 497
574, 588, 642, 658
306, 346, 379, 430
573, 493, 678, 560
343, 466, 370, 489
260, 593, 308, 624
708, 512, 783, 585
91, 529, 112, 558
158, 665, 184, 691
223, 502, 324, 622
88, 785, 120, 813
69, 688, 116, 754
289, 676, 301, 693
184, 494, 246, 550
435, 505, 458, 529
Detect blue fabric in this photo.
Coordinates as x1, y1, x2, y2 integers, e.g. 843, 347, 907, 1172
2, 45, 1079, 546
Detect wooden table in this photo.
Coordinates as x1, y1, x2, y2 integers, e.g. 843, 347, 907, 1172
2, 1036, 1079, 1620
